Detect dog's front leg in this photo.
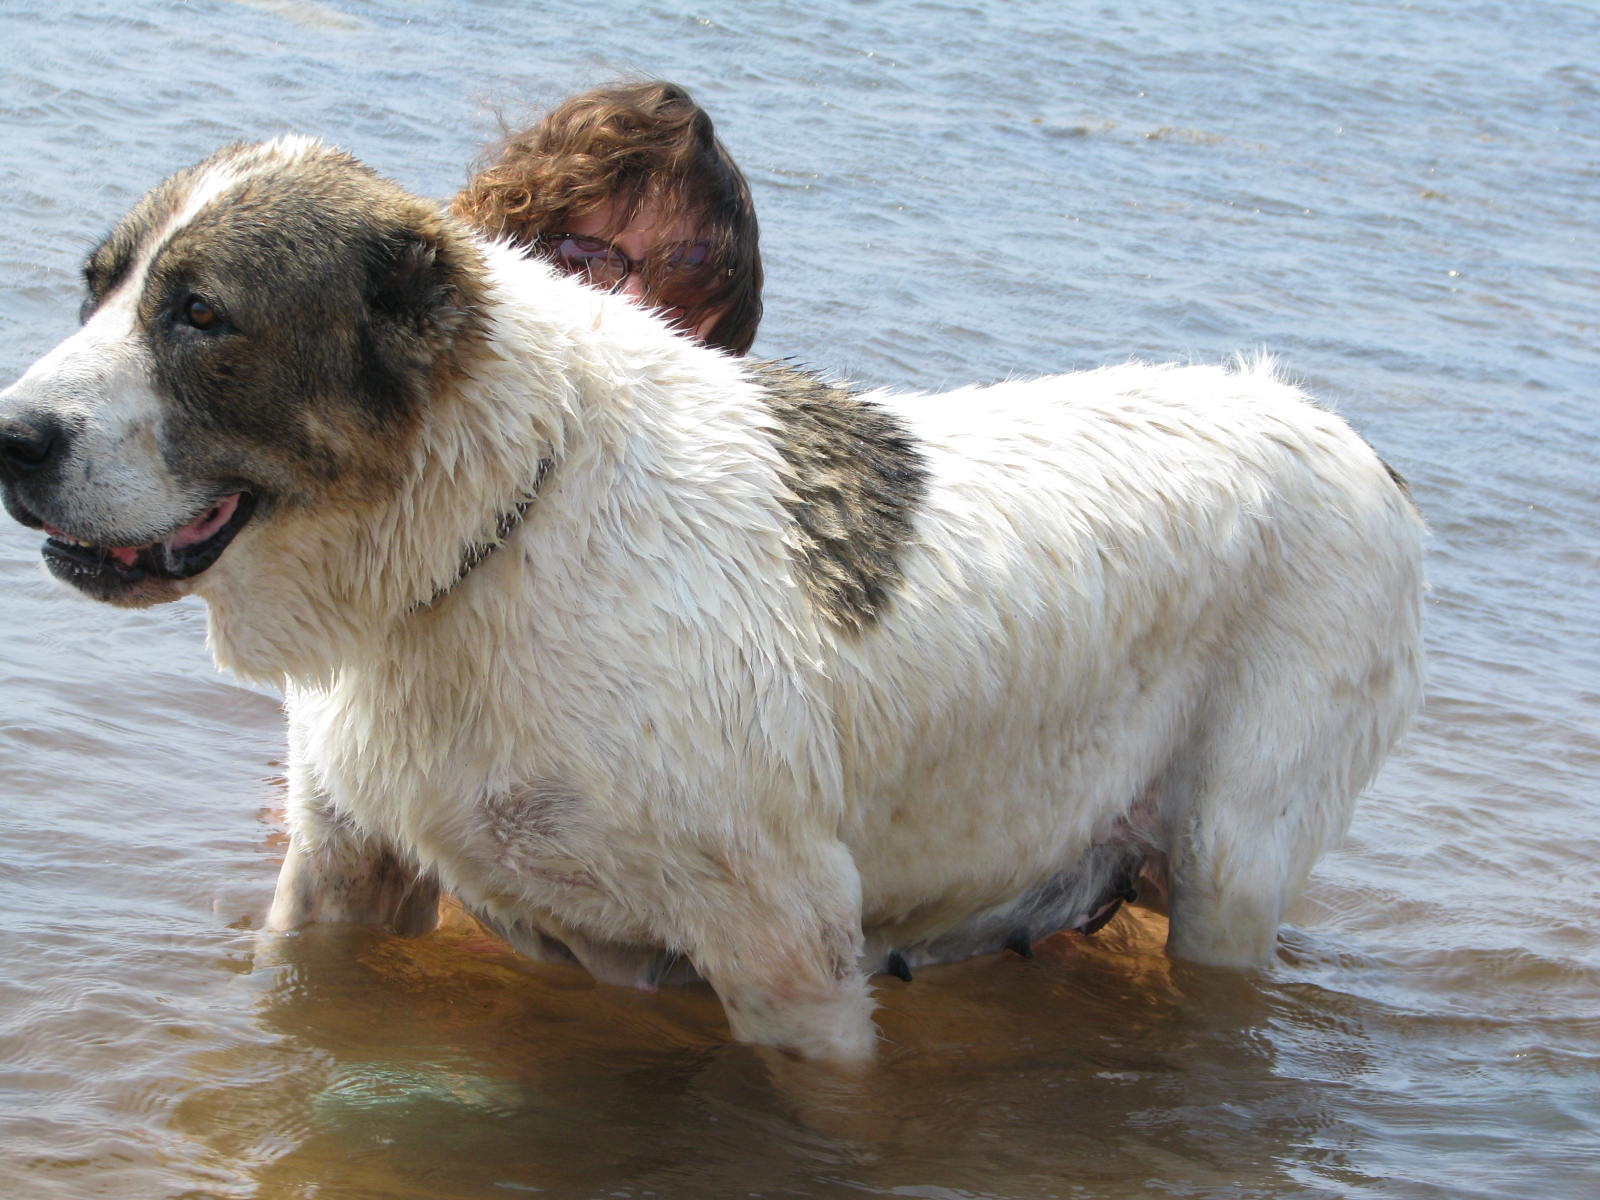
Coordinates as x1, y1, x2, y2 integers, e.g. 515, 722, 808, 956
266, 788, 439, 936
687, 852, 878, 1061
707, 957, 878, 1062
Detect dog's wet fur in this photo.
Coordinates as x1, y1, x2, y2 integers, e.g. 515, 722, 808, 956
0, 139, 1425, 1060
754, 364, 929, 634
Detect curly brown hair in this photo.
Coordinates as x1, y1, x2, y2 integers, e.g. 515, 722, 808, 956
452, 80, 763, 355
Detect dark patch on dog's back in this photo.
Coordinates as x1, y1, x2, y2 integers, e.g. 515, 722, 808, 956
754, 364, 928, 634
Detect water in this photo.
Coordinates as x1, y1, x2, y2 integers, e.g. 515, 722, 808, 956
1, 1, 1596, 1196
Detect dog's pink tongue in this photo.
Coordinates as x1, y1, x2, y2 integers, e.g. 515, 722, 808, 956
168, 494, 240, 549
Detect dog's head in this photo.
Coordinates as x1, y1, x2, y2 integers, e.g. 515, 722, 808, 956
0, 137, 488, 610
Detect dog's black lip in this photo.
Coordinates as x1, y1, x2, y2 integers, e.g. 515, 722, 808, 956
39, 491, 258, 588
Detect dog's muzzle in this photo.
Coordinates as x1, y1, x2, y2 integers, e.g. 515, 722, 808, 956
0, 401, 256, 604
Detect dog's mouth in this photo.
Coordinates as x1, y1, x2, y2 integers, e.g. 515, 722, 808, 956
37, 492, 257, 596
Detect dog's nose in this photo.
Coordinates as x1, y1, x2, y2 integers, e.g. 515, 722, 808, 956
0, 412, 64, 480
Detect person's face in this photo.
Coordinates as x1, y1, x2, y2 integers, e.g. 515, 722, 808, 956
562, 199, 724, 344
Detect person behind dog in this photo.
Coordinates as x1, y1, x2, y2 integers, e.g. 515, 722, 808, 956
451, 80, 763, 355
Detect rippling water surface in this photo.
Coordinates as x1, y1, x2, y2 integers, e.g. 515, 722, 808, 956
1, 2, 1596, 1197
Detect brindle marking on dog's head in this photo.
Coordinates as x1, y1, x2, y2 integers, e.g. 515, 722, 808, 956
0, 139, 498, 610
85, 140, 491, 501
80, 159, 211, 320
753, 364, 928, 634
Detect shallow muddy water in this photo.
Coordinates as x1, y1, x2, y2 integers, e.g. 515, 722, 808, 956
1, 1, 1597, 1197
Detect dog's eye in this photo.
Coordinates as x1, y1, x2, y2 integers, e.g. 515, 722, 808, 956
183, 295, 219, 330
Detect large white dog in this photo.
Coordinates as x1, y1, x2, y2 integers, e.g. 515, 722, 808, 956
0, 138, 1423, 1060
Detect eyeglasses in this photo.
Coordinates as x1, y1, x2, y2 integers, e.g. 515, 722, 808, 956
538, 232, 715, 292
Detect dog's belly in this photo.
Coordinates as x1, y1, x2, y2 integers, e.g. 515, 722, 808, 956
832, 642, 1192, 964
870, 840, 1158, 972
467, 842, 1155, 987
851, 775, 1168, 970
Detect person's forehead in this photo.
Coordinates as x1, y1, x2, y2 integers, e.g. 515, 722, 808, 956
571, 196, 701, 244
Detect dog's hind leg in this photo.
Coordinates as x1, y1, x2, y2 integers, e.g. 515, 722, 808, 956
1160, 641, 1415, 968
1159, 684, 1360, 968
1162, 772, 1313, 969
1160, 438, 1423, 967
267, 788, 440, 936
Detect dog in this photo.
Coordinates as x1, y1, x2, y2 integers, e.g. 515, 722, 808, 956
0, 138, 1424, 1060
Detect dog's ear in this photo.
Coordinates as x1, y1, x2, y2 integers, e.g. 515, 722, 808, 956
357, 214, 489, 408
363, 219, 485, 346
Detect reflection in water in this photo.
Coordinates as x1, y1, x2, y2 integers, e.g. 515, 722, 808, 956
162, 907, 1384, 1199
